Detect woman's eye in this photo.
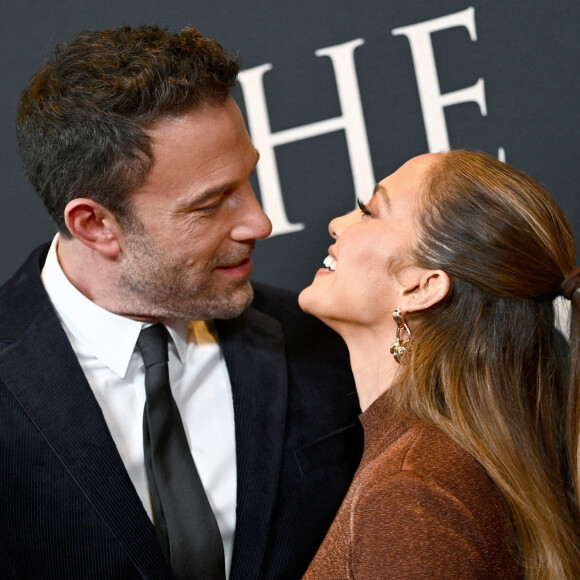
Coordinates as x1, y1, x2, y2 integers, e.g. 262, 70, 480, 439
357, 199, 372, 215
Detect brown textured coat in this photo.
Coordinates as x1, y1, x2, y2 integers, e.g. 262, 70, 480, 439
303, 392, 520, 579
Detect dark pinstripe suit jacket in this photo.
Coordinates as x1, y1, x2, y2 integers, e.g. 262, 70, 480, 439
0, 244, 362, 579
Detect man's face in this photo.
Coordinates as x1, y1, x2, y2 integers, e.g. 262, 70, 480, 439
116, 97, 272, 321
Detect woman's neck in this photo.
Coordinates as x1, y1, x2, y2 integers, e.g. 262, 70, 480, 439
341, 326, 401, 412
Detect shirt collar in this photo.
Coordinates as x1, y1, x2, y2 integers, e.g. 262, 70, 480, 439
41, 235, 188, 378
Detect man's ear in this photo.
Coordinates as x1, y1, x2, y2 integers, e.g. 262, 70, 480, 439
398, 268, 450, 313
64, 198, 123, 258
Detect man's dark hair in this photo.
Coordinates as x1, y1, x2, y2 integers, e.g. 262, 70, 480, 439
16, 25, 240, 236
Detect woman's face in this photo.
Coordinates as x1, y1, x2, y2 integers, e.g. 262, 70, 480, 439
299, 153, 437, 333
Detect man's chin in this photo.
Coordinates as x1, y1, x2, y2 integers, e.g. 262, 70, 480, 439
202, 283, 254, 321
119, 280, 255, 322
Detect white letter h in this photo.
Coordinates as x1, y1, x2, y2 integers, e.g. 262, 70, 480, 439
238, 39, 375, 236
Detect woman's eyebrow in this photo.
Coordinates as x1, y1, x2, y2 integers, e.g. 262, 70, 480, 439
373, 183, 390, 208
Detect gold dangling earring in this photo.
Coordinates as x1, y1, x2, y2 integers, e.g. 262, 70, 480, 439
390, 308, 411, 364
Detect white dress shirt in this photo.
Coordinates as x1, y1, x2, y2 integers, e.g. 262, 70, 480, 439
41, 236, 237, 577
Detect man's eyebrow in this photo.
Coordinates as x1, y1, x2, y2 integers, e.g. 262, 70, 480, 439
186, 149, 261, 207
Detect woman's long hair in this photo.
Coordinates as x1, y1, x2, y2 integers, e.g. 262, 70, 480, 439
392, 150, 580, 578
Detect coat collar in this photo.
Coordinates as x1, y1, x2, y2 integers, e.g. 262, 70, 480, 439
216, 308, 288, 579
0, 245, 170, 577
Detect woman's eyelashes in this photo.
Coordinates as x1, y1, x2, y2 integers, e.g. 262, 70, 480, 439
357, 199, 372, 216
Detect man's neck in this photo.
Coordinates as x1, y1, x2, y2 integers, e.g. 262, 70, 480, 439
57, 236, 123, 312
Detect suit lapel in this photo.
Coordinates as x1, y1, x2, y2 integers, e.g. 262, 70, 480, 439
216, 307, 288, 579
0, 268, 169, 577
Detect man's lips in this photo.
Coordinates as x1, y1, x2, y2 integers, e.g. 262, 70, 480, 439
214, 257, 253, 277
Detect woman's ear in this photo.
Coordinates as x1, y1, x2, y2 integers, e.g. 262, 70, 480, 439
64, 198, 123, 258
398, 268, 450, 313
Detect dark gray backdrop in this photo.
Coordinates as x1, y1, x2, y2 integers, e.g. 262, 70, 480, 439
1, 1, 578, 292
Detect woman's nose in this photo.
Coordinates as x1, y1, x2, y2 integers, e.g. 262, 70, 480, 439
328, 210, 359, 239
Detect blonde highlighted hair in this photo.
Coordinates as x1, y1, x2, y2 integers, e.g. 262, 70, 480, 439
392, 150, 580, 578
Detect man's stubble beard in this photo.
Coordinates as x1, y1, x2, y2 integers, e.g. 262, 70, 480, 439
116, 231, 254, 321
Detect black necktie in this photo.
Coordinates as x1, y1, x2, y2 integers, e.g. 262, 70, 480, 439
138, 324, 226, 580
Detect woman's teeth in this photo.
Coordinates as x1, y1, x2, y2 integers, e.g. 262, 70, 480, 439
323, 255, 336, 271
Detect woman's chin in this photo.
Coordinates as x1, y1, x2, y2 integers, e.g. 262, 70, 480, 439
298, 283, 329, 317
298, 285, 315, 314
299, 286, 339, 332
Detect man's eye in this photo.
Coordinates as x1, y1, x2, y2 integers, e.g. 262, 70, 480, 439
199, 202, 220, 212
196, 195, 226, 212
